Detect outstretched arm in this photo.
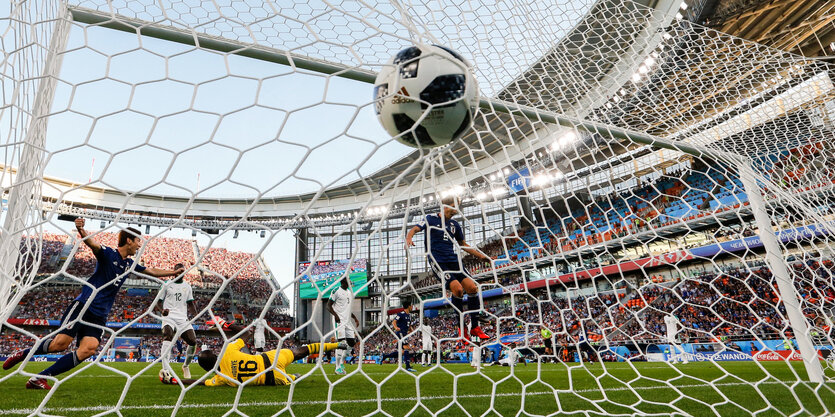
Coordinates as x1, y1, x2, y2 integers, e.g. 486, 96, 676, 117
75, 218, 102, 256
405, 225, 422, 247
211, 321, 254, 346
143, 267, 184, 278
182, 379, 207, 386
459, 239, 491, 261
169, 378, 205, 386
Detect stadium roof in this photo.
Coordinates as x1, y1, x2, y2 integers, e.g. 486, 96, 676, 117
705, 0, 835, 58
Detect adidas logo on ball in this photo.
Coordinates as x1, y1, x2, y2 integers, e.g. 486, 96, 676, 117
391, 87, 414, 105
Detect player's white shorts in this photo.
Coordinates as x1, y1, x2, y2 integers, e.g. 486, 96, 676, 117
162, 316, 192, 333
422, 340, 432, 351
335, 323, 355, 340
254, 335, 266, 349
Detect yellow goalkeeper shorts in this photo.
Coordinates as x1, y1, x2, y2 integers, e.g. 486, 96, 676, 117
269, 349, 297, 385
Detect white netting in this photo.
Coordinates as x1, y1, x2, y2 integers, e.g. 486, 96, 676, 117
2, 0, 835, 415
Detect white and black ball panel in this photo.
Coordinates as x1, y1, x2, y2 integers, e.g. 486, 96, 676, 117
373, 44, 478, 149
433, 44, 470, 67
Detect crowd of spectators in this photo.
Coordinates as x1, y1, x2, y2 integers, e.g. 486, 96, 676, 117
464, 157, 823, 275
9, 285, 282, 324
359, 255, 835, 360
24, 230, 263, 286
18, 233, 67, 275
228, 277, 273, 303
5, 257, 833, 361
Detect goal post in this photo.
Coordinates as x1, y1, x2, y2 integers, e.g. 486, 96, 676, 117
738, 162, 826, 383
0, 2, 72, 326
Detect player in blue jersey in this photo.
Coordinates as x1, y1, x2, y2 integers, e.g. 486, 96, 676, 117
3, 218, 184, 390
385, 301, 416, 372
406, 195, 493, 341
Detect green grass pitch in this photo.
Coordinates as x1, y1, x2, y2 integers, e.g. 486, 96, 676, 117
1, 361, 834, 416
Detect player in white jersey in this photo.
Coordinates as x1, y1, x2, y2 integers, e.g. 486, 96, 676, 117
253, 317, 269, 353
154, 263, 199, 378
664, 314, 688, 364
487, 342, 523, 367
326, 277, 358, 375
420, 324, 434, 366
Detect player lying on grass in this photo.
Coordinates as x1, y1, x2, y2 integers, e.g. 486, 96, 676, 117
160, 318, 345, 387
484, 342, 525, 367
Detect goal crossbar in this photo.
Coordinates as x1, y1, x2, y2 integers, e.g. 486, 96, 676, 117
67, 6, 739, 166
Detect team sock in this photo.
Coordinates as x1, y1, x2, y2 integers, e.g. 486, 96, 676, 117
403, 349, 412, 369
335, 347, 345, 368
160, 341, 172, 367
40, 352, 79, 377
183, 344, 196, 367
467, 294, 481, 331
24, 337, 53, 357
450, 296, 464, 332
305, 343, 339, 354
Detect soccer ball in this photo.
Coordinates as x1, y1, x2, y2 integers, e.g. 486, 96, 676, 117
373, 44, 478, 148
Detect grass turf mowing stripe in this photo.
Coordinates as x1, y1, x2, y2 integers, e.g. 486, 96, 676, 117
0, 380, 823, 415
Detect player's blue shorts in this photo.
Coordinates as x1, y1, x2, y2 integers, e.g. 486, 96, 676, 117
431, 261, 470, 290
57, 300, 107, 344
395, 331, 408, 340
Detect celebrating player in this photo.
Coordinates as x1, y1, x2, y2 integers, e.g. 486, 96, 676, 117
326, 277, 360, 375
161, 320, 345, 387
3, 218, 183, 390
154, 263, 199, 379
405, 195, 492, 340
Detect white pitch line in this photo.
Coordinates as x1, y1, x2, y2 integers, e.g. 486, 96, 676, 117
0, 380, 825, 415
8, 363, 698, 379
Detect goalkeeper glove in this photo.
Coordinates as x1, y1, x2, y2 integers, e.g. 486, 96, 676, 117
206, 315, 233, 330
159, 369, 179, 385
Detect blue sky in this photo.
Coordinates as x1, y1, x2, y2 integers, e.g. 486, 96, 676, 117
1, 0, 594, 311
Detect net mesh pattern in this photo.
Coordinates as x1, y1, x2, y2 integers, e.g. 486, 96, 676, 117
1, 0, 835, 415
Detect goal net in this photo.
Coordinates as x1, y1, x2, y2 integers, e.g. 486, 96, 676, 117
2, 0, 835, 415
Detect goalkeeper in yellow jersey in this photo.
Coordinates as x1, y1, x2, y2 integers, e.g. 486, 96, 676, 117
160, 318, 345, 387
